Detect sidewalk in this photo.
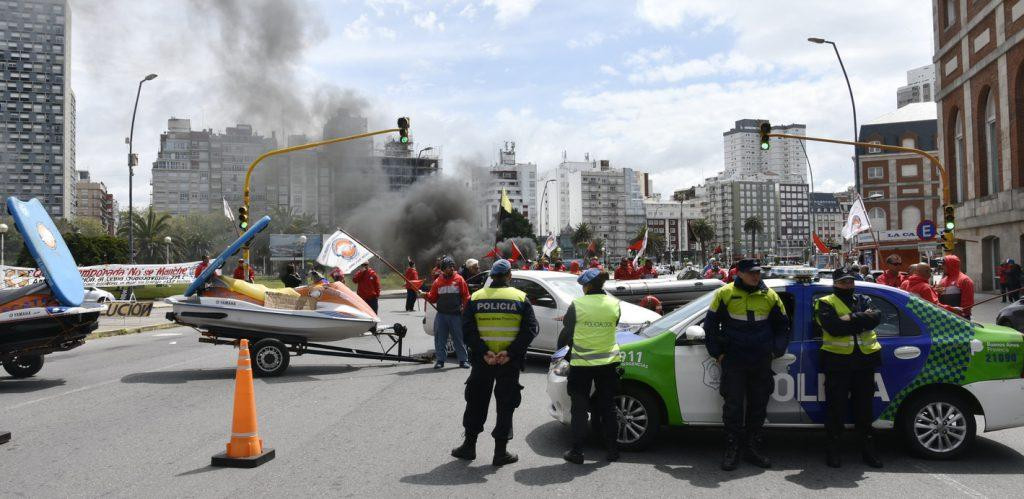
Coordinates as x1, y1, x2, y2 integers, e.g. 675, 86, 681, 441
970, 292, 1012, 324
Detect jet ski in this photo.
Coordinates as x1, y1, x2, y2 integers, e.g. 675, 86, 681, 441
165, 215, 379, 342
1, 198, 103, 378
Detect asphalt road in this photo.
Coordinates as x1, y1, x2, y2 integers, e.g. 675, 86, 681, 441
3, 298, 1024, 497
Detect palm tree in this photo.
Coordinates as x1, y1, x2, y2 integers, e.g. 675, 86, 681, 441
743, 215, 764, 258
118, 207, 174, 263
571, 222, 593, 256
689, 218, 715, 263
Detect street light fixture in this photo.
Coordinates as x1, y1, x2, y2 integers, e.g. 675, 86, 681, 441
298, 235, 308, 273
417, 146, 434, 159
127, 73, 158, 264
163, 236, 172, 264
0, 223, 8, 268
807, 37, 860, 194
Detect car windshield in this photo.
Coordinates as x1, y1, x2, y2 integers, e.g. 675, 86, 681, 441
638, 291, 715, 338
544, 276, 585, 300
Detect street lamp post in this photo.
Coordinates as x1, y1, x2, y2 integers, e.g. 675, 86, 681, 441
298, 235, 307, 274
808, 37, 860, 194
0, 223, 7, 268
163, 236, 172, 264
539, 178, 556, 236
127, 73, 158, 264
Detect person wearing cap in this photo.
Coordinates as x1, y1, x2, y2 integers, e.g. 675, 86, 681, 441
557, 268, 622, 464
353, 262, 381, 313
813, 267, 884, 469
424, 256, 471, 368
704, 258, 790, 471
452, 259, 539, 466
232, 258, 255, 283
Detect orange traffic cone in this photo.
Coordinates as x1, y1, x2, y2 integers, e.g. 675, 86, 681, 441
211, 339, 275, 468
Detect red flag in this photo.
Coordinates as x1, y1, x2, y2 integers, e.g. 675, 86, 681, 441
586, 240, 597, 255
628, 239, 643, 251
812, 233, 829, 254
485, 246, 500, 258
509, 240, 523, 262
713, 245, 722, 254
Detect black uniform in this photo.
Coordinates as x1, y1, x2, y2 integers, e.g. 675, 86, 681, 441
815, 292, 882, 440
460, 283, 539, 440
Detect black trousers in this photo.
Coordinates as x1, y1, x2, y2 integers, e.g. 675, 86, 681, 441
824, 368, 876, 439
404, 290, 417, 311
1001, 284, 1010, 302
364, 297, 379, 314
567, 363, 620, 450
463, 363, 522, 440
720, 356, 773, 441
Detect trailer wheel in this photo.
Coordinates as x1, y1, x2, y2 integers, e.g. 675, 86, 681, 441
250, 339, 290, 377
3, 355, 45, 378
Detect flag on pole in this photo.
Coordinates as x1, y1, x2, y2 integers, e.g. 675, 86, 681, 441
317, 230, 374, 274
500, 188, 513, 214
542, 234, 557, 257
586, 240, 597, 256
632, 227, 649, 267
841, 197, 872, 240
812, 232, 830, 254
508, 240, 523, 262
485, 246, 501, 259
223, 198, 234, 221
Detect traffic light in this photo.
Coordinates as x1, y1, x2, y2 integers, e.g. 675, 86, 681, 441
759, 122, 771, 151
943, 204, 955, 231
397, 116, 410, 144
238, 206, 248, 231
942, 229, 956, 251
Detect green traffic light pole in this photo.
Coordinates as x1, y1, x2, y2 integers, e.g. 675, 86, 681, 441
239, 118, 410, 263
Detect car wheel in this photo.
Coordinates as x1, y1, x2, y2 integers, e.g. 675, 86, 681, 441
250, 339, 290, 377
899, 391, 976, 460
3, 355, 45, 378
612, 385, 662, 451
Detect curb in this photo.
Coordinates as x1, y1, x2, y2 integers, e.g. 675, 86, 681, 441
87, 322, 180, 340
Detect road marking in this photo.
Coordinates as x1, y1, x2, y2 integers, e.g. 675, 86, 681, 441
913, 463, 988, 498
153, 332, 183, 337
3, 353, 219, 413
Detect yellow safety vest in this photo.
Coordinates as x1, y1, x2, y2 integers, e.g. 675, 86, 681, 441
570, 294, 621, 367
471, 286, 527, 353
814, 294, 882, 355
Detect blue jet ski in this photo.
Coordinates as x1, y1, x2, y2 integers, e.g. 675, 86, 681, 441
0, 198, 103, 378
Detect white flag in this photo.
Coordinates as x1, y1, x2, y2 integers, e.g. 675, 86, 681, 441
542, 234, 557, 257
223, 198, 235, 221
632, 227, 649, 267
317, 230, 374, 273
841, 197, 872, 240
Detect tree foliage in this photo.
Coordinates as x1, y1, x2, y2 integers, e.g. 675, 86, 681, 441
743, 215, 764, 257
689, 218, 715, 262
498, 208, 535, 241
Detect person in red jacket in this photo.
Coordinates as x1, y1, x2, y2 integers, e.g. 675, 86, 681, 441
876, 255, 905, 288
637, 259, 659, 279
194, 255, 211, 278
900, 264, 960, 315
404, 260, 420, 312
423, 257, 471, 368
353, 262, 381, 314
704, 261, 728, 282
937, 255, 974, 319
727, 263, 739, 282
998, 261, 1011, 302
551, 259, 567, 272
614, 257, 636, 280
589, 257, 603, 270
329, 266, 346, 283
232, 258, 255, 283
569, 260, 582, 275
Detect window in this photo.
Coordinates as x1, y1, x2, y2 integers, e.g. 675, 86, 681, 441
901, 137, 916, 148
811, 292, 920, 338
867, 141, 882, 153
983, 92, 1000, 196
945, 0, 956, 28
867, 166, 883, 179
869, 207, 887, 230
901, 205, 921, 230
953, 110, 965, 203
509, 278, 557, 308
900, 164, 919, 177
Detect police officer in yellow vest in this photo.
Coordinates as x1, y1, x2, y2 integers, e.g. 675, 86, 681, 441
705, 259, 790, 471
451, 259, 538, 466
814, 267, 884, 469
557, 268, 621, 464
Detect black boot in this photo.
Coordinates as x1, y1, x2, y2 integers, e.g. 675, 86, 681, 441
721, 436, 741, 471
492, 439, 518, 466
862, 435, 883, 469
450, 433, 477, 460
605, 439, 620, 462
744, 433, 772, 469
563, 447, 585, 464
826, 437, 842, 468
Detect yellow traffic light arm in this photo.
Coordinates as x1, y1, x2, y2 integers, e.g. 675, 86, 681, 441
767, 132, 951, 206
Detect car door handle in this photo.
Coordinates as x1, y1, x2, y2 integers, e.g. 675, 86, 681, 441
778, 353, 797, 362
893, 346, 921, 360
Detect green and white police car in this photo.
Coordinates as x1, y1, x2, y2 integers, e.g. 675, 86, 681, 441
547, 269, 1024, 459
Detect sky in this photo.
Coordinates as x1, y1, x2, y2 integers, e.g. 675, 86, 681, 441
68, 0, 936, 208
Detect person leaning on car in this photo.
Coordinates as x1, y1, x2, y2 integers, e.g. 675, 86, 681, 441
704, 258, 790, 471
813, 267, 884, 469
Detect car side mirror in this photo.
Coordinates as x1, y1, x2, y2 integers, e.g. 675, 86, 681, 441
677, 325, 706, 345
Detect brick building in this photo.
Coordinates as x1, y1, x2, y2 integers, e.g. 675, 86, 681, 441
932, 0, 1024, 290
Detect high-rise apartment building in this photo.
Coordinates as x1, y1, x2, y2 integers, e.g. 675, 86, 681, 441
897, 64, 936, 108
566, 161, 646, 257
722, 119, 807, 184
74, 170, 116, 235
480, 142, 537, 232
0, 0, 75, 218
809, 192, 844, 246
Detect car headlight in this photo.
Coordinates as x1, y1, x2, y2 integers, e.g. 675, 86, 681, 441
549, 358, 569, 377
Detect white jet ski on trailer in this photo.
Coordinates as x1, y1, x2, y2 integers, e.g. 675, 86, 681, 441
0, 198, 104, 379
165, 215, 424, 376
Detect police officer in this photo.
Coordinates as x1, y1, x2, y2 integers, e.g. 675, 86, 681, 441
557, 269, 621, 464
705, 259, 790, 471
451, 259, 539, 466
814, 267, 884, 468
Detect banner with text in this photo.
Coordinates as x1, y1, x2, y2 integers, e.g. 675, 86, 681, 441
1, 262, 202, 289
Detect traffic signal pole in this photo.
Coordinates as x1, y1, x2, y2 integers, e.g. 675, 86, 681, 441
238, 118, 410, 262
763, 129, 957, 252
